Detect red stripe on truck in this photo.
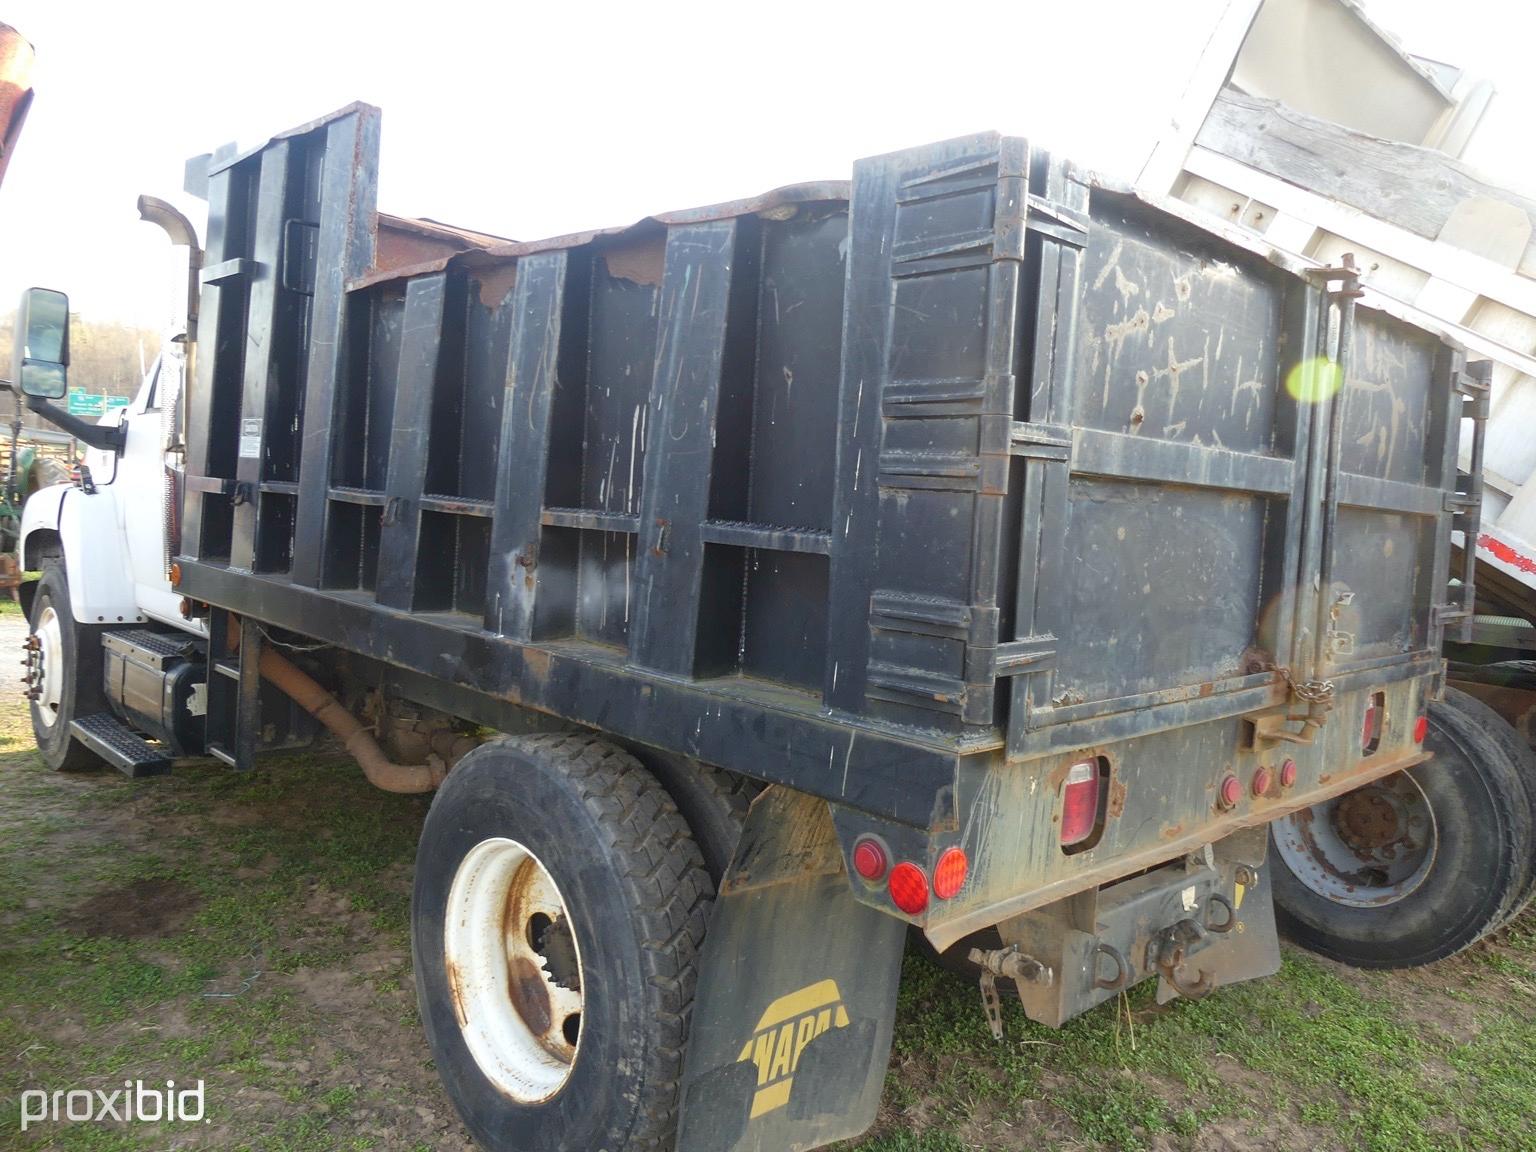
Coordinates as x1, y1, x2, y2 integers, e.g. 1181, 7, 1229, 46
1479, 532, 1536, 576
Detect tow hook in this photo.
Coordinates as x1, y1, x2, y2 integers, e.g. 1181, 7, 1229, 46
20, 632, 40, 701
1147, 919, 1214, 1000
1204, 893, 1237, 933
1092, 942, 1132, 991
967, 945, 1052, 1041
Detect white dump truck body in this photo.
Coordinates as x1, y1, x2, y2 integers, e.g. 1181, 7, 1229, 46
1140, 0, 1536, 628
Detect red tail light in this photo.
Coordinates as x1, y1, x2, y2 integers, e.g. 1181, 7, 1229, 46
1413, 715, 1428, 744
888, 862, 929, 915
1060, 758, 1102, 848
852, 837, 888, 882
933, 847, 968, 900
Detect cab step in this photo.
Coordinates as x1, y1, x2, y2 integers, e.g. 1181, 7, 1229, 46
69, 713, 173, 777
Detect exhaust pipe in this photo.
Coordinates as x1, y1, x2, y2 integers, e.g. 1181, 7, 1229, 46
257, 645, 449, 794
229, 618, 448, 794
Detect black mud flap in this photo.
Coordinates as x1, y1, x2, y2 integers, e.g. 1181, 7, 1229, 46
676, 787, 906, 1152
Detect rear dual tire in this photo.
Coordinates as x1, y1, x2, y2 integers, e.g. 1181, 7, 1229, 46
1272, 688, 1536, 968
412, 734, 713, 1151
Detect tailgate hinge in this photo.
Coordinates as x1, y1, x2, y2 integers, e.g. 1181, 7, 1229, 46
1443, 360, 1492, 644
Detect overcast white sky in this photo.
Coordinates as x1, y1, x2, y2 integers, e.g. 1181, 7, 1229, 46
1, 0, 1533, 328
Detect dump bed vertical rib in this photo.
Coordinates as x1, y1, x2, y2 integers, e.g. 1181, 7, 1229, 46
629, 220, 739, 676
292, 108, 380, 587
229, 139, 293, 573
376, 272, 453, 609
484, 252, 569, 640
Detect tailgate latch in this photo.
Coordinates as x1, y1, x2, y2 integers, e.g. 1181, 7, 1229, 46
1248, 668, 1335, 746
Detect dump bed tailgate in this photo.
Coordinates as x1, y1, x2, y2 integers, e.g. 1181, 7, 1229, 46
1006, 189, 1463, 757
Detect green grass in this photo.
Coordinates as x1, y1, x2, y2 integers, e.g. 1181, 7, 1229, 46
0, 694, 437, 1149
848, 899, 1536, 1151
0, 691, 1533, 1150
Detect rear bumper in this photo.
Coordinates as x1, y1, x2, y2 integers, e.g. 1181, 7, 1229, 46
1001, 827, 1281, 1028
833, 674, 1432, 951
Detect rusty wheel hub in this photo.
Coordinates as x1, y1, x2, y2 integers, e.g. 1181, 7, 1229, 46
444, 837, 584, 1102
1272, 772, 1437, 908
1332, 788, 1404, 853
25, 607, 63, 725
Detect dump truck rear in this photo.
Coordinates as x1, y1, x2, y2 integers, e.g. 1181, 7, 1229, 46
14, 102, 1535, 1152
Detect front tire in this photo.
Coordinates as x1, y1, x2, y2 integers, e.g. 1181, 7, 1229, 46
1271, 689, 1535, 968
27, 565, 107, 771
413, 734, 712, 1151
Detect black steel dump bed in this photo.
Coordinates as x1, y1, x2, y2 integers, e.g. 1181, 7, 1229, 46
178, 104, 1464, 942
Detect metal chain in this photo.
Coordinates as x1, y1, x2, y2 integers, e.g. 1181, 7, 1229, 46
1278, 666, 1335, 704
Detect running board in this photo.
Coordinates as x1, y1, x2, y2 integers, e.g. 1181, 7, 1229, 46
69, 713, 174, 777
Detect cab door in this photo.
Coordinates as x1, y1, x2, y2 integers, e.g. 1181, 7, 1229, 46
114, 339, 192, 629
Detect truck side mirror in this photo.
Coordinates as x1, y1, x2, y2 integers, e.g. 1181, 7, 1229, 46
13, 286, 69, 400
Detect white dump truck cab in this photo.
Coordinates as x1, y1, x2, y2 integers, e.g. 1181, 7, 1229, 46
18, 330, 193, 632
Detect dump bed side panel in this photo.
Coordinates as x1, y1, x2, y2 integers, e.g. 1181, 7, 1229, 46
184, 116, 1040, 743
827, 136, 1033, 730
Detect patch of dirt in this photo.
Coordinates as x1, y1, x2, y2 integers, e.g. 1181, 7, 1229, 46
65, 875, 200, 939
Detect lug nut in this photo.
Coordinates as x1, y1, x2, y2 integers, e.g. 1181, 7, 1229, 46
1279, 758, 1297, 788
1217, 773, 1242, 810
1252, 766, 1274, 797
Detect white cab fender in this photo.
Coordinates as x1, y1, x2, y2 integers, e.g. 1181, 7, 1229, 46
20, 484, 144, 625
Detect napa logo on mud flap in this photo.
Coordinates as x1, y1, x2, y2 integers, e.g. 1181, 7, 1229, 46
736, 979, 850, 1118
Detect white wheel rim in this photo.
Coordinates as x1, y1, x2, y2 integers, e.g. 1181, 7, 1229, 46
31, 606, 65, 729
444, 837, 585, 1102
